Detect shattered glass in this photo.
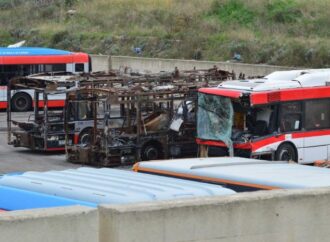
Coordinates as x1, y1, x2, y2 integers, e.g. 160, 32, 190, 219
197, 93, 234, 156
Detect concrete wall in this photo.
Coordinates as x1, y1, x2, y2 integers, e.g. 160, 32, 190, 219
99, 188, 330, 242
90, 54, 112, 72
91, 55, 294, 76
2, 187, 330, 242
0, 206, 98, 242
111, 56, 294, 76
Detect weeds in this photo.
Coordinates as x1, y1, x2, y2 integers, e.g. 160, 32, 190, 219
0, 0, 329, 67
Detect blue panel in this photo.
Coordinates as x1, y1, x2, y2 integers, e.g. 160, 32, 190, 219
0, 47, 72, 56
0, 185, 96, 211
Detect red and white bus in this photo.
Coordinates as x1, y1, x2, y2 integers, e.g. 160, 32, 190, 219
0, 47, 91, 111
197, 69, 330, 164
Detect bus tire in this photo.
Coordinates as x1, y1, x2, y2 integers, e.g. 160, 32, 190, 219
275, 143, 297, 162
141, 142, 162, 161
11, 93, 32, 112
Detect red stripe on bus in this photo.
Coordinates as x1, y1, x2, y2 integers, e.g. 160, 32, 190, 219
198, 129, 330, 153
46, 147, 65, 151
198, 88, 242, 98
292, 129, 330, 138
251, 86, 330, 105
1, 54, 89, 65
33, 100, 65, 108
0, 100, 64, 109
0, 101, 7, 109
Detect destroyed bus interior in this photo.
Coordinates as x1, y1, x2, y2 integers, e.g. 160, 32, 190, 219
65, 86, 199, 166
65, 67, 233, 166
197, 92, 284, 160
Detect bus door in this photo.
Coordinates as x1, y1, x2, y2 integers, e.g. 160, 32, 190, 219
303, 99, 330, 162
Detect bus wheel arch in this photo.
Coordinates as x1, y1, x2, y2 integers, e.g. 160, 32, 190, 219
275, 142, 298, 162
78, 127, 93, 145
141, 140, 163, 161
11, 92, 32, 112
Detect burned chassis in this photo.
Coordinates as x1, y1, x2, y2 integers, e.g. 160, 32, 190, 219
7, 74, 78, 151
65, 67, 232, 166
6, 71, 146, 151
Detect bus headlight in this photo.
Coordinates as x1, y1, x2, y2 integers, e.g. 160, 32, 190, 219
47, 136, 59, 141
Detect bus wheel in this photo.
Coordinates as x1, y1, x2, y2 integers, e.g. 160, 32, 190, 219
11, 93, 32, 112
275, 143, 297, 162
79, 129, 91, 145
141, 143, 162, 161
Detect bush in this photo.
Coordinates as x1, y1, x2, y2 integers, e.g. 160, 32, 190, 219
211, 0, 254, 25
266, 0, 302, 23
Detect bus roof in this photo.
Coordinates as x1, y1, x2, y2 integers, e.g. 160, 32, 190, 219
217, 69, 330, 92
0, 167, 235, 210
133, 157, 330, 190
0, 47, 72, 56
199, 69, 330, 105
0, 47, 89, 64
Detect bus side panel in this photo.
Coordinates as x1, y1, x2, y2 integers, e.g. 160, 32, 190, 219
0, 56, 4, 107
0, 85, 6, 108
303, 134, 330, 163
252, 134, 303, 162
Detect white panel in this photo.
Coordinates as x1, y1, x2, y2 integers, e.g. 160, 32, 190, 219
66, 63, 74, 72
304, 146, 327, 163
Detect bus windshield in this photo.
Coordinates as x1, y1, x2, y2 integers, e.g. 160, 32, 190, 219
197, 93, 233, 154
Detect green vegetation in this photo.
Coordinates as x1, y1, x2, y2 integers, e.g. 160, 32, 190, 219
1, 0, 330, 67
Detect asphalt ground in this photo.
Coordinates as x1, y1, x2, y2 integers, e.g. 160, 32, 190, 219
0, 111, 81, 174
0, 110, 133, 174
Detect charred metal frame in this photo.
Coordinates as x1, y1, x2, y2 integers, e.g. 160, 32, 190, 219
7, 74, 78, 151
65, 67, 234, 166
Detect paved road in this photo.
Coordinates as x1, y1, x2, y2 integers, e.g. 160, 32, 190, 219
0, 111, 81, 174
0, 111, 131, 174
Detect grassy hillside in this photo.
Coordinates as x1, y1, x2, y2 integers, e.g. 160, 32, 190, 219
1, 0, 330, 67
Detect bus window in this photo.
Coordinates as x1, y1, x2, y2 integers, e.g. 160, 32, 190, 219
75, 63, 84, 72
67, 102, 76, 121
43, 64, 66, 72
52, 64, 66, 72
78, 102, 94, 120
280, 102, 302, 132
305, 99, 330, 130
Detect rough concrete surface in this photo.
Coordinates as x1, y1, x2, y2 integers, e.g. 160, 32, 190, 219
0, 206, 98, 242
99, 188, 330, 242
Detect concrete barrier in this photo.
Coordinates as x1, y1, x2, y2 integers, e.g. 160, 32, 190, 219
2, 187, 330, 242
110, 56, 294, 76
99, 188, 330, 242
0, 206, 98, 242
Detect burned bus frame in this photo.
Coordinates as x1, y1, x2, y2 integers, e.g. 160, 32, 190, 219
7, 74, 79, 151
65, 67, 233, 166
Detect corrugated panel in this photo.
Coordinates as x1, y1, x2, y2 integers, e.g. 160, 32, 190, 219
0, 47, 71, 56
0, 168, 235, 206
134, 157, 330, 190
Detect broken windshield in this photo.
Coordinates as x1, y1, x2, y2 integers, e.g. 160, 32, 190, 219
197, 93, 234, 155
